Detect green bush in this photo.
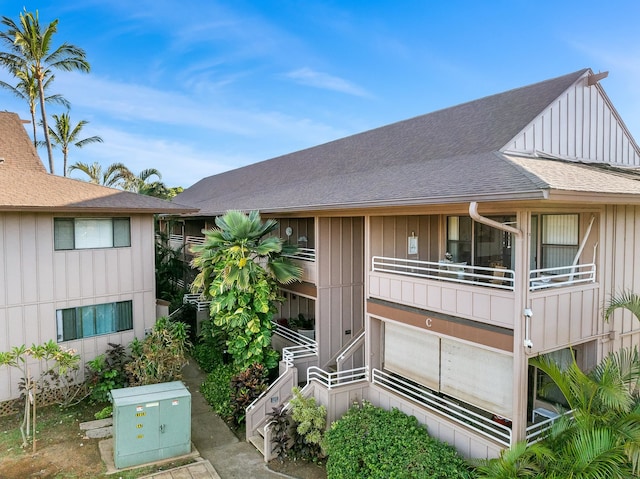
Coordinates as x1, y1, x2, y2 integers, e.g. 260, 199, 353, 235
200, 363, 236, 420
85, 343, 129, 403
191, 319, 227, 373
324, 402, 475, 479
289, 387, 326, 461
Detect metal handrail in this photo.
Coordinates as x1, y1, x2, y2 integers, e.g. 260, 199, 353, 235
529, 264, 596, 291
372, 368, 511, 446
306, 366, 368, 390
371, 256, 515, 291
183, 293, 211, 311
283, 344, 318, 369
525, 410, 574, 444
337, 331, 365, 369
271, 321, 316, 346
283, 247, 316, 262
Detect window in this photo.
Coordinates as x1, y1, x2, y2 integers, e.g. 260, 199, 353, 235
534, 348, 573, 408
54, 218, 130, 250
56, 300, 133, 341
446, 215, 515, 268
540, 214, 578, 269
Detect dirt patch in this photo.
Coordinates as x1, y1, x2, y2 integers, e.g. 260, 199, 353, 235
0, 402, 105, 479
0, 401, 194, 479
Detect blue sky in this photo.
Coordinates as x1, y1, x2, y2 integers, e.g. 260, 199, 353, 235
2, 1, 640, 188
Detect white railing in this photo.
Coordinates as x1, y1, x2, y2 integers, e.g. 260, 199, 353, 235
169, 278, 185, 289
183, 293, 211, 311
372, 256, 515, 291
271, 321, 316, 346
372, 369, 511, 447
283, 344, 318, 369
185, 235, 205, 247
337, 331, 365, 371
525, 410, 573, 444
307, 366, 368, 390
168, 234, 184, 250
284, 247, 316, 262
529, 264, 596, 291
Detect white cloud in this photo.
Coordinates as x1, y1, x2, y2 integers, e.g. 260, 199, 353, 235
285, 67, 370, 97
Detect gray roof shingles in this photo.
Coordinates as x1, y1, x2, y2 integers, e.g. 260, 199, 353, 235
176, 69, 596, 215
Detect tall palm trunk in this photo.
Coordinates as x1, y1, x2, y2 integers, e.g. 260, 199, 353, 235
37, 74, 54, 174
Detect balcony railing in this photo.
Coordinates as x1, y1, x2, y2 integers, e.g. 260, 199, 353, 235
525, 410, 573, 444
283, 247, 316, 262
183, 293, 210, 311
529, 264, 596, 291
307, 366, 368, 390
372, 369, 512, 447
371, 256, 515, 291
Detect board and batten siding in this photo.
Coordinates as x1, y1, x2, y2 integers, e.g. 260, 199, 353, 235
505, 77, 640, 166
600, 205, 640, 355
0, 212, 157, 401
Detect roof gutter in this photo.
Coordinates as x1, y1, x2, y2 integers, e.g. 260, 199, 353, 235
469, 201, 522, 237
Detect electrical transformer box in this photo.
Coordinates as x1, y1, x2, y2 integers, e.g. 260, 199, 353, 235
111, 381, 191, 469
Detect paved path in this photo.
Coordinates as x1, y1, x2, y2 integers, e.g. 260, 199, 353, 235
180, 360, 295, 479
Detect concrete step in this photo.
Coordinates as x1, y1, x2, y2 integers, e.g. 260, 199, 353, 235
247, 435, 265, 455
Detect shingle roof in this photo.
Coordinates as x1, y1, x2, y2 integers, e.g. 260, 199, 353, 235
176, 69, 604, 215
0, 112, 196, 213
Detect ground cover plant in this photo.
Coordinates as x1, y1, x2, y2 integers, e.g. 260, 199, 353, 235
323, 401, 475, 479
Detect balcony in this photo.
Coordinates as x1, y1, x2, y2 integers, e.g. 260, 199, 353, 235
370, 256, 598, 330
283, 248, 317, 283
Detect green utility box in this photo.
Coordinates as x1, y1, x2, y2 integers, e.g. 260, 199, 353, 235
111, 381, 191, 469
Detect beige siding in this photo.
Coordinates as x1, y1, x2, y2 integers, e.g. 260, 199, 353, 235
317, 217, 364, 366
506, 79, 640, 166
0, 212, 157, 401
600, 205, 640, 355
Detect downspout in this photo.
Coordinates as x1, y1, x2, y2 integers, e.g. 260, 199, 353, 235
469, 201, 522, 237
469, 202, 527, 444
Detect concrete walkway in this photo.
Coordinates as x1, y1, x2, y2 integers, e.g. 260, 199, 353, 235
181, 360, 295, 479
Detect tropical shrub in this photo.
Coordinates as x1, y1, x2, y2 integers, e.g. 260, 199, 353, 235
267, 404, 292, 461
200, 362, 236, 420
190, 210, 302, 370
324, 402, 474, 479
191, 318, 227, 373
289, 387, 327, 461
85, 342, 129, 403
229, 362, 268, 425
126, 317, 191, 386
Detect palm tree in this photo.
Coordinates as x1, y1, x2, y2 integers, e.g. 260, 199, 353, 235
0, 9, 90, 174
477, 349, 640, 478
191, 210, 302, 369
47, 112, 103, 177
605, 291, 640, 323
0, 67, 68, 148
120, 168, 177, 199
68, 161, 131, 188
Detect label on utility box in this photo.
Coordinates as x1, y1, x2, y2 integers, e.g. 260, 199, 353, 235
146, 402, 159, 408
172, 400, 179, 406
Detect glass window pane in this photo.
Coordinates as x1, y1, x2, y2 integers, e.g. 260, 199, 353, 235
95, 303, 115, 334
116, 301, 133, 331
75, 219, 113, 249
81, 306, 96, 337
113, 218, 131, 247
56, 308, 79, 342
54, 218, 74, 250
542, 215, 578, 245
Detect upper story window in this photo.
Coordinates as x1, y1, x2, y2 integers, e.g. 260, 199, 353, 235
56, 300, 133, 342
54, 218, 131, 250
529, 213, 579, 270
446, 215, 515, 269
